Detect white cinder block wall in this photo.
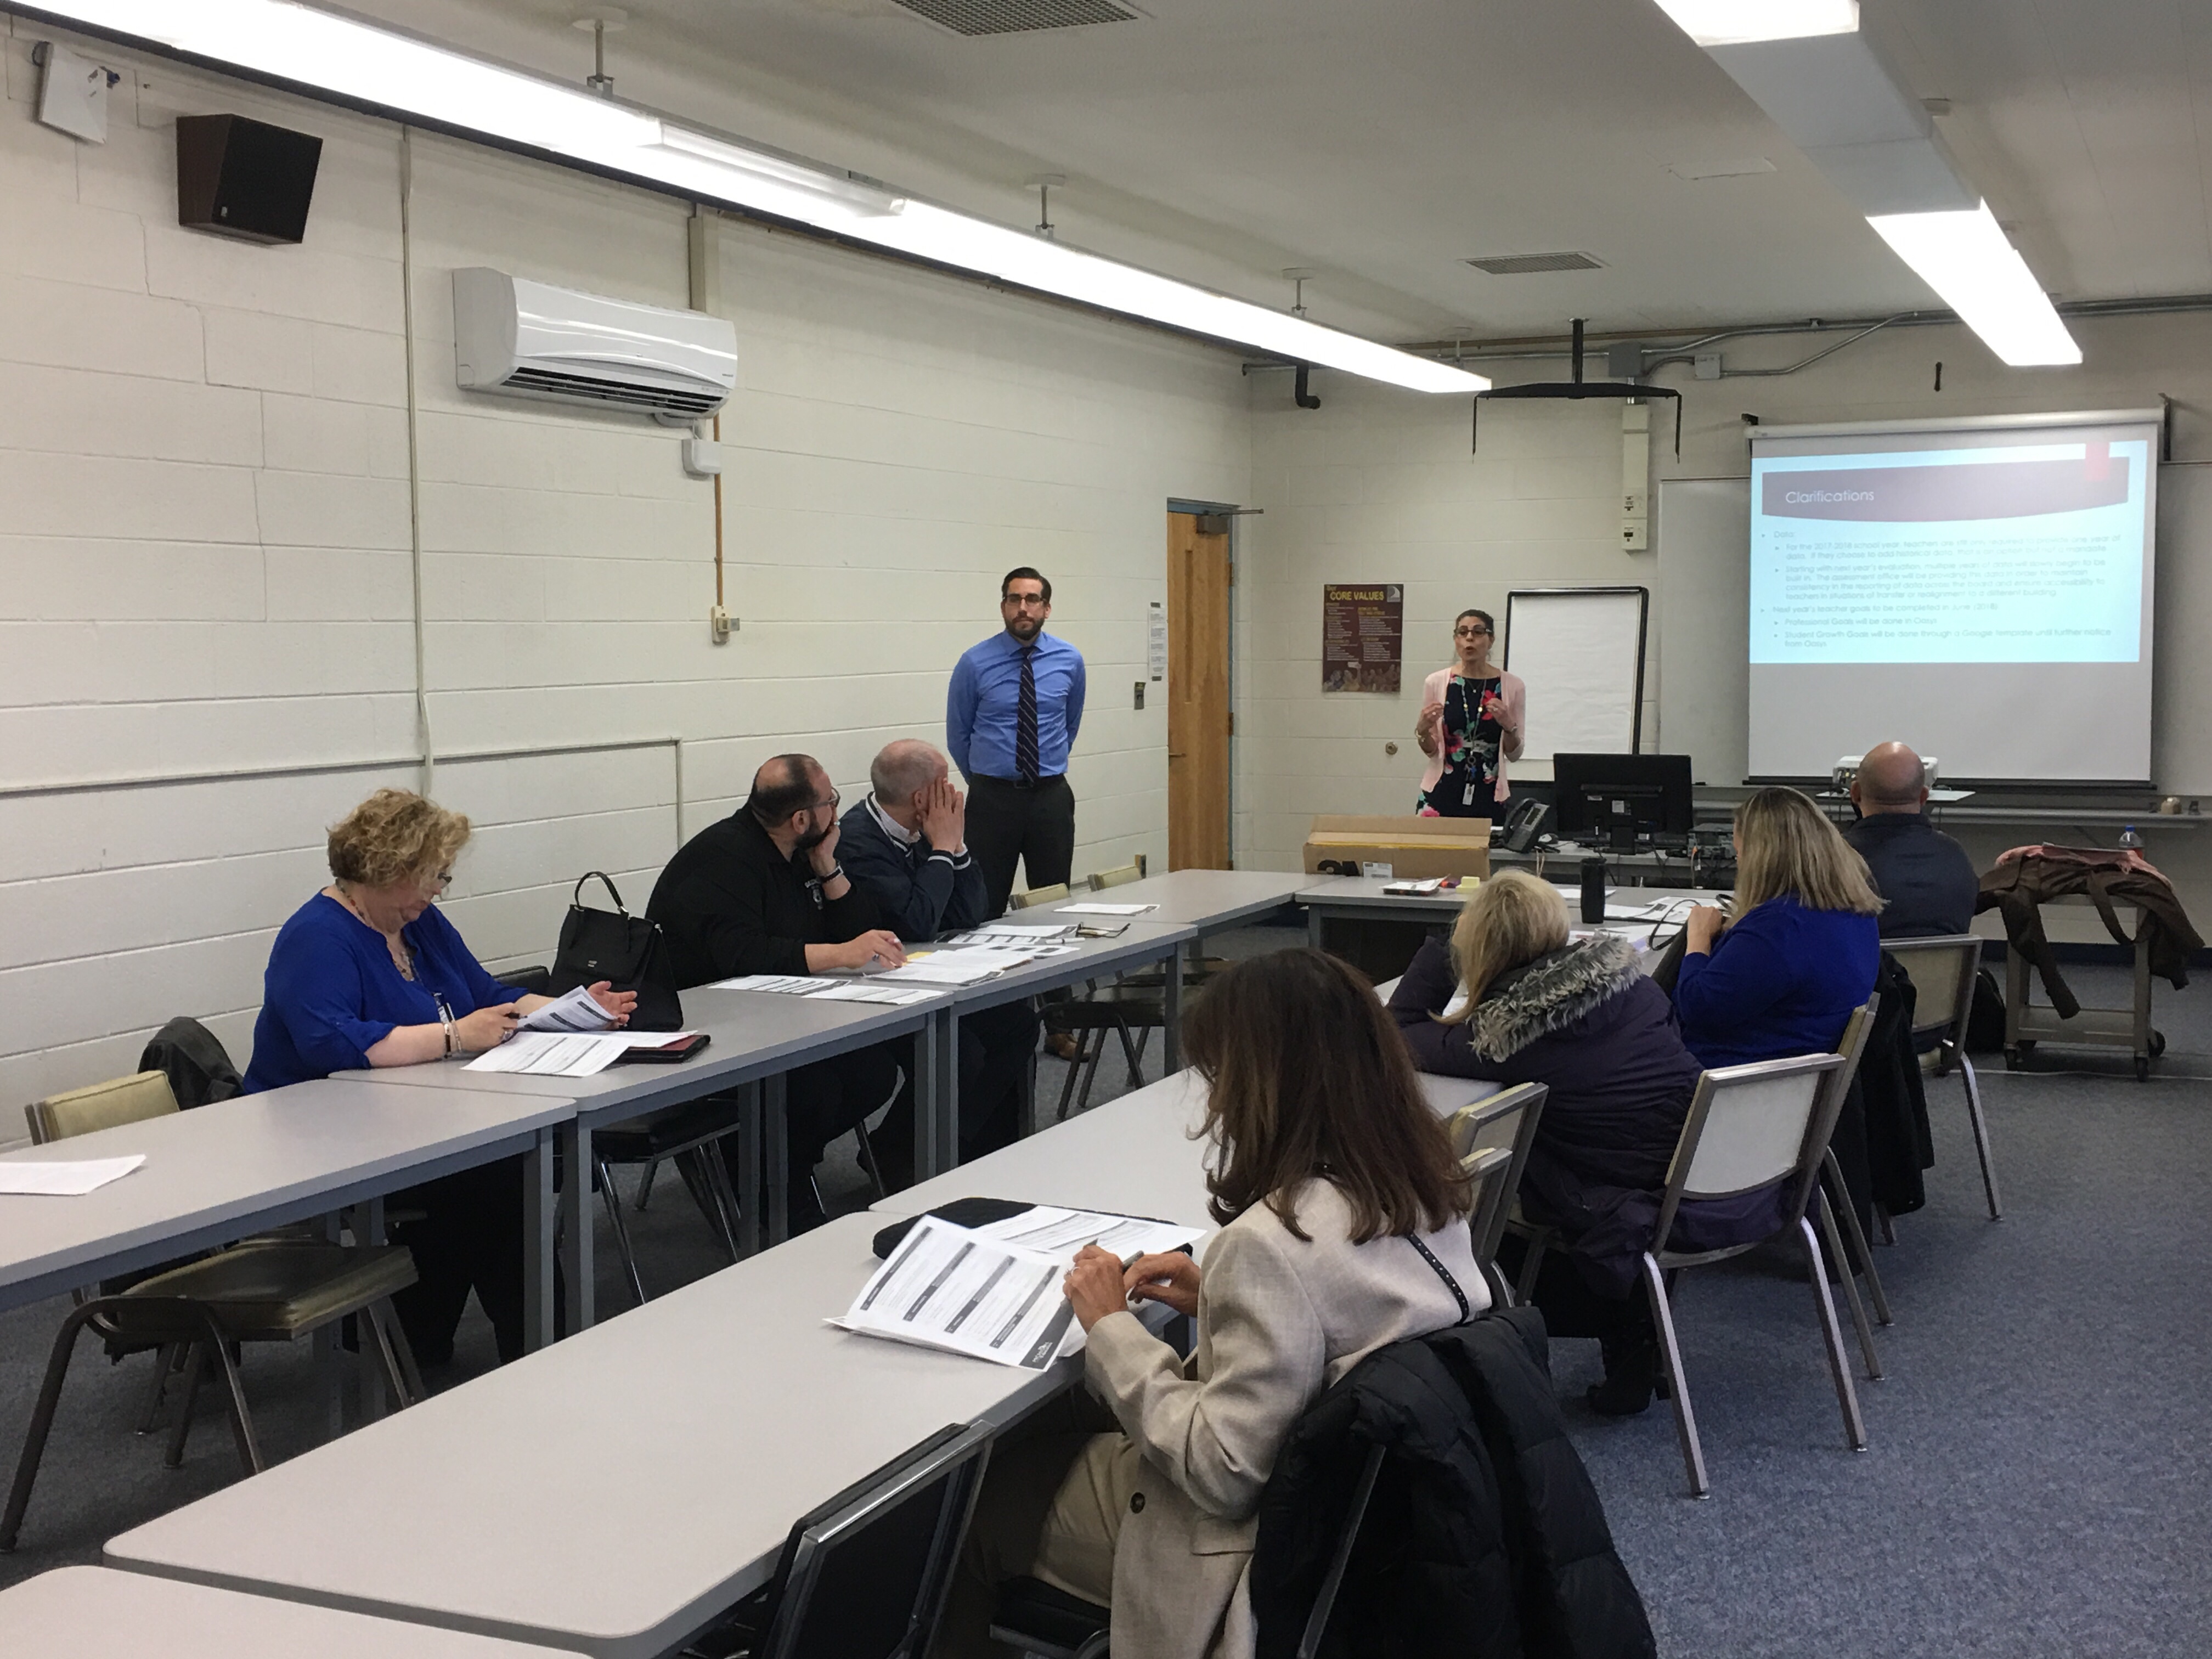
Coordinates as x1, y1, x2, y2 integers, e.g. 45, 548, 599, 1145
1241, 312, 2212, 930
0, 19, 1248, 1118
1238, 383, 1645, 872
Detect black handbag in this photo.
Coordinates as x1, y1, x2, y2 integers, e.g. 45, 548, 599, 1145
546, 872, 684, 1031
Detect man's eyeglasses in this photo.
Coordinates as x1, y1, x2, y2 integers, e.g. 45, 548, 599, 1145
809, 791, 841, 815
1002, 593, 1049, 609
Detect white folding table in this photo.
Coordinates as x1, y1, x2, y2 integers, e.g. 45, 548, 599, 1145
0, 1077, 569, 1348
871, 1066, 1497, 1227
353, 983, 950, 1330
104, 1213, 1071, 1659
0, 1566, 569, 1658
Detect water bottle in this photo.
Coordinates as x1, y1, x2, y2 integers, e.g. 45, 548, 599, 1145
1579, 857, 1607, 924
2118, 824, 2143, 850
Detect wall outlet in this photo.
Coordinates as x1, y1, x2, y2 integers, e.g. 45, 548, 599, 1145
709, 605, 733, 644
1133, 681, 1145, 710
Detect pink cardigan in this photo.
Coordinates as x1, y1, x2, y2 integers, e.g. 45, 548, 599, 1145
1416, 665, 1526, 805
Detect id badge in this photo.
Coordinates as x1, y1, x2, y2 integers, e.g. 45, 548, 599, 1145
1463, 776, 1478, 807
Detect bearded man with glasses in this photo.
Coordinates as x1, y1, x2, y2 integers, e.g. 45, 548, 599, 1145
650, 753, 910, 1231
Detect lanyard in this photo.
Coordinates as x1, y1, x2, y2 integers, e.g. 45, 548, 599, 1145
1453, 675, 1497, 808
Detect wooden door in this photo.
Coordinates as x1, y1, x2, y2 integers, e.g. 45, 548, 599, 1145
1167, 511, 1232, 870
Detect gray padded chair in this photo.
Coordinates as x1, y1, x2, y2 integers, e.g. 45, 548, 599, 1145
1635, 1047, 1863, 1497
1883, 934, 2002, 1220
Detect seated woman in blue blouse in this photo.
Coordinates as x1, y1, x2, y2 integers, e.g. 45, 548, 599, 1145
245, 789, 633, 1365
1675, 787, 1883, 1069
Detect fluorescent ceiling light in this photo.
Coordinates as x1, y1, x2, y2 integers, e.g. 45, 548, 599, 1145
33, 0, 1484, 394
1868, 203, 2081, 366
1652, 0, 1859, 47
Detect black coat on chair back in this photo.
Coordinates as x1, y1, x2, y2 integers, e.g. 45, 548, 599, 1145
1250, 1305, 1654, 1659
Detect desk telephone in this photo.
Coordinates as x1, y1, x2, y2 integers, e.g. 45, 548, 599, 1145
1498, 798, 1553, 853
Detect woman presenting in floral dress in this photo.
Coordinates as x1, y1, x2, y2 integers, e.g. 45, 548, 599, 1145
1414, 607, 1526, 817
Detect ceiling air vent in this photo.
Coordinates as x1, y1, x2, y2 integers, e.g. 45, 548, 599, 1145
893, 0, 1141, 35
1464, 251, 1606, 275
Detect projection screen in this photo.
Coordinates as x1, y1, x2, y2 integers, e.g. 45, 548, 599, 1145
1747, 410, 2160, 785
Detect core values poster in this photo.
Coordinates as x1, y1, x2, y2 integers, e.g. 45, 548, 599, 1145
1322, 583, 1403, 693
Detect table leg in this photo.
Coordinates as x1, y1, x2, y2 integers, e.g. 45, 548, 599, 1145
523, 1126, 554, 1351
1163, 941, 1185, 1073
916, 1022, 942, 1177
736, 1082, 763, 1257
315, 1210, 345, 1434
561, 1121, 594, 1336
355, 1197, 388, 1421
765, 1074, 791, 1244
1306, 906, 1324, 948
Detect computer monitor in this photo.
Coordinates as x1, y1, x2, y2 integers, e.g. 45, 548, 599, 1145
1551, 753, 1694, 850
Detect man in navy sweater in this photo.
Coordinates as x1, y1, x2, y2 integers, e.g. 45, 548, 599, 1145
839, 740, 1038, 1181
1843, 741, 1979, 939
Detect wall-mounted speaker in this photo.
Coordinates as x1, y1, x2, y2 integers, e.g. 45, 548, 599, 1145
176, 114, 322, 245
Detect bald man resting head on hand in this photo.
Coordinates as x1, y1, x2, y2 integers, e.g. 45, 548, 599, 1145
1842, 741, 1979, 939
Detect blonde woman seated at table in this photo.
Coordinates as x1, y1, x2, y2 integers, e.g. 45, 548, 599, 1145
1385, 868, 1717, 1414
938, 949, 1479, 1659
242, 789, 634, 1364
1673, 786, 1882, 1069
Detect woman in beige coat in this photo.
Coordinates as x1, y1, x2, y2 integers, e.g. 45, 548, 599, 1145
939, 947, 1484, 1659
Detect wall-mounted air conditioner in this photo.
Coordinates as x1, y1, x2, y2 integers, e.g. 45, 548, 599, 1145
452, 267, 737, 419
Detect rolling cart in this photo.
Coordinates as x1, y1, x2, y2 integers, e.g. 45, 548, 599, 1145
2002, 893, 2165, 1081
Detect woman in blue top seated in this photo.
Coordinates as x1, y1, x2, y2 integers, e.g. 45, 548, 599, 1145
246, 789, 633, 1365
1675, 786, 1882, 1069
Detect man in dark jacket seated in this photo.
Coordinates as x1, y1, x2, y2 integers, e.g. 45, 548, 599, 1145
1843, 741, 1978, 938
647, 753, 910, 1231
840, 740, 1037, 1181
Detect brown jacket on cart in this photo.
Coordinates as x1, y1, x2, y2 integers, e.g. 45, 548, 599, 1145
1976, 846, 2203, 1020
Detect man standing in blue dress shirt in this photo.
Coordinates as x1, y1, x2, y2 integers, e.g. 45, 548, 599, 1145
947, 566, 1087, 917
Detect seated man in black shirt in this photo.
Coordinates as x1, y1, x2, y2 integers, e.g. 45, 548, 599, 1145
840, 740, 1037, 1178
647, 753, 909, 1230
1843, 741, 1979, 938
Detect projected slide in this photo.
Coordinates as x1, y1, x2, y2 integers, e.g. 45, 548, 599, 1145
1744, 413, 2160, 784
1751, 439, 2150, 666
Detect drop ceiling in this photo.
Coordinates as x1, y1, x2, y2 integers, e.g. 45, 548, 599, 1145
346, 0, 2212, 349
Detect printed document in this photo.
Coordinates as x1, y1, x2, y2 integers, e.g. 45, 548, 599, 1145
831, 1209, 1204, 1370
874, 947, 1036, 986
465, 1030, 693, 1077
0, 1154, 146, 1196
516, 984, 619, 1034
972, 1205, 1200, 1265
707, 974, 936, 1006
1056, 902, 1155, 916
832, 1215, 1084, 1370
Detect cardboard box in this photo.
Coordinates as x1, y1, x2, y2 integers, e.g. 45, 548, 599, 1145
1302, 815, 1491, 881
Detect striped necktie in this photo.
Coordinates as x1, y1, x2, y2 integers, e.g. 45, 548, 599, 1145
1015, 645, 1040, 784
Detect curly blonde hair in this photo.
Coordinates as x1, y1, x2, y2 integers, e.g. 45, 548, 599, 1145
327, 789, 471, 889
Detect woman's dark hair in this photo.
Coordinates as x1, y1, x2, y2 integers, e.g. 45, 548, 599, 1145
1454, 607, 1494, 635
1186, 948, 1470, 1243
